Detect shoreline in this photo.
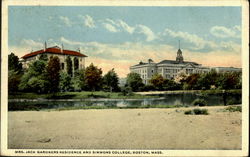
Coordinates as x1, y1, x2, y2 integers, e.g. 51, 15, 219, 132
8, 89, 242, 100
8, 104, 242, 112
8, 97, 166, 102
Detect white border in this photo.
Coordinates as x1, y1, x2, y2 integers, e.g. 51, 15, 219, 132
1, 0, 249, 156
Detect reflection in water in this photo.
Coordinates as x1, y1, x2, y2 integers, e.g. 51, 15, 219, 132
8, 93, 241, 111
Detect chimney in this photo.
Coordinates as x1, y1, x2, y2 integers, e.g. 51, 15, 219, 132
44, 41, 47, 51
61, 43, 64, 53
78, 47, 80, 53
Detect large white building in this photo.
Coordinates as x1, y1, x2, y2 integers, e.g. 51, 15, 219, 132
130, 47, 210, 84
130, 46, 241, 85
21, 43, 87, 74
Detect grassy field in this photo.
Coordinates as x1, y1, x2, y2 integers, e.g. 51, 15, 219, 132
8, 91, 159, 100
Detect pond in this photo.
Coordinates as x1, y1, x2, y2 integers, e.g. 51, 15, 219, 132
8, 92, 242, 111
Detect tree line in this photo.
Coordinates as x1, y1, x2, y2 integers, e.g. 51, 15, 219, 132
8, 53, 241, 94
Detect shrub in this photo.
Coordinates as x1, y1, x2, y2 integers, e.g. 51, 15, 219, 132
192, 99, 207, 106
193, 108, 208, 115
226, 99, 238, 105
184, 108, 209, 115
184, 110, 192, 115
120, 86, 133, 96
225, 106, 242, 112
139, 84, 155, 91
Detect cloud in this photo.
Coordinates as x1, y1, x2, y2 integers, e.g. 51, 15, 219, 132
234, 25, 241, 32
210, 26, 241, 38
21, 39, 43, 48
78, 15, 96, 28
117, 19, 135, 34
59, 16, 73, 27
102, 23, 119, 32
163, 28, 216, 50
135, 25, 157, 42
102, 19, 157, 42
60, 37, 83, 45
10, 39, 44, 58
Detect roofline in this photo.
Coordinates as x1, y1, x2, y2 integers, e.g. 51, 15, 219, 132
22, 47, 88, 59
22, 52, 88, 59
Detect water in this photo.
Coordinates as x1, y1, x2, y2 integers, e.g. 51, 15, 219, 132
8, 93, 241, 111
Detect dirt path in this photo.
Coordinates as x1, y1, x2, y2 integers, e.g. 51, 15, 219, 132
8, 106, 241, 149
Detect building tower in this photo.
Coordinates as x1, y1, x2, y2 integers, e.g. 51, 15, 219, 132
176, 40, 184, 63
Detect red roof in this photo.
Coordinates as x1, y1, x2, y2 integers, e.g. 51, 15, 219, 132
22, 46, 87, 59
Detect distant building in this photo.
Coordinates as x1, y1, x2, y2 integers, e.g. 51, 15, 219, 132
130, 47, 209, 84
211, 67, 242, 73
21, 42, 87, 73
130, 42, 240, 85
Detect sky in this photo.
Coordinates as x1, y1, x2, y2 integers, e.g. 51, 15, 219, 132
8, 6, 242, 77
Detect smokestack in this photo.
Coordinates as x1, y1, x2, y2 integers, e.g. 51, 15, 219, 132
44, 41, 47, 51
61, 43, 64, 53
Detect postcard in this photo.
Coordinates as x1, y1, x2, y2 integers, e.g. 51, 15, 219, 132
1, 0, 249, 156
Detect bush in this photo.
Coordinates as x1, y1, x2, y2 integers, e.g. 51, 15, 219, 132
226, 99, 238, 105
192, 99, 207, 106
139, 84, 155, 91
193, 108, 208, 115
120, 86, 133, 96
225, 106, 242, 112
184, 108, 209, 115
184, 110, 192, 115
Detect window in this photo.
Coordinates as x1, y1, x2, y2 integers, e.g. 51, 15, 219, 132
61, 63, 64, 70
152, 70, 154, 73
166, 69, 170, 73
166, 74, 170, 79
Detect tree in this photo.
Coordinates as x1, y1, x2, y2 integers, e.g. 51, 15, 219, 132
149, 73, 164, 90
8, 53, 23, 93
73, 57, 79, 71
72, 69, 86, 91
8, 53, 22, 73
59, 72, 73, 92
103, 68, 119, 92
19, 60, 49, 93
8, 70, 22, 93
217, 72, 241, 89
66, 56, 72, 77
47, 56, 61, 93
174, 72, 188, 84
163, 79, 181, 90
184, 74, 200, 90
126, 72, 144, 92
85, 63, 103, 91
196, 73, 212, 90
39, 54, 48, 62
